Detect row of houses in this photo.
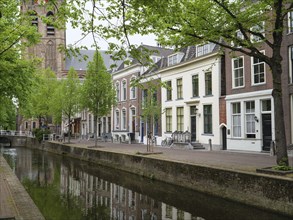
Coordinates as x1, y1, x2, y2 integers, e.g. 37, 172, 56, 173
68, 31, 291, 152
20, 0, 293, 153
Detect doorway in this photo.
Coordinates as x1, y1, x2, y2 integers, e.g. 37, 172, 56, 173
222, 126, 227, 150
191, 116, 196, 142
262, 113, 272, 151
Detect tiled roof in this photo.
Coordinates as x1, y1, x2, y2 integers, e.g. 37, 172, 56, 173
65, 50, 122, 71
116, 44, 174, 71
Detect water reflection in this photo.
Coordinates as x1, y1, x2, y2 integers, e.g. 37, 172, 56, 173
1, 147, 292, 220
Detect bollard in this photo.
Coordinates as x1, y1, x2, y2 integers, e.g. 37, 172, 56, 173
209, 139, 212, 151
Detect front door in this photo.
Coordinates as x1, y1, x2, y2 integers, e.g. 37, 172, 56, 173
191, 116, 196, 142
222, 127, 227, 150
262, 114, 272, 151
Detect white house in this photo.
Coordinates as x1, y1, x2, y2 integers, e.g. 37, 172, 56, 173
160, 44, 225, 150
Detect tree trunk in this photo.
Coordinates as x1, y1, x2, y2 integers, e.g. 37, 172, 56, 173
68, 116, 71, 143
94, 115, 98, 147
271, 62, 288, 166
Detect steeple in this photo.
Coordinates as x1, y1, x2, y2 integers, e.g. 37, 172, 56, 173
21, 0, 66, 78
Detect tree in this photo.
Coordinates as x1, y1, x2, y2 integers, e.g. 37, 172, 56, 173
81, 51, 116, 147
53, 0, 292, 166
21, 69, 59, 129
115, 0, 291, 166
0, 97, 17, 130
57, 67, 81, 143
0, 0, 40, 129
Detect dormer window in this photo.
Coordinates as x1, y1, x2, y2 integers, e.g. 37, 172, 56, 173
250, 22, 265, 43
151, 56, 161, 63
168, 53, 184, 66
46, 11, 55, 36
197, 44, 211, 57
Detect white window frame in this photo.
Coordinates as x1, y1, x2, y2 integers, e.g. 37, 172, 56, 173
176, 78, 183, 99
232, 56, 245, 88
288, 11, 293, 33
116, 82, 120, 101
122, 80, 127, 101
245, 101, 256, 139
168, 53, 184, 66
251, 51, 266, 85
289, 46, 293, 84
250, 22, 265, 43
122, 108, 126, 130
115, 110, 120, 130
232, 102, 241, 138
130, 77, 136, 99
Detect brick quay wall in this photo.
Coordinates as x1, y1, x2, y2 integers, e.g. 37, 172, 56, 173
25, 137, 293, 217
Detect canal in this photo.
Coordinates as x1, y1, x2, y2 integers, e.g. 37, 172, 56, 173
1, 146, 292, 220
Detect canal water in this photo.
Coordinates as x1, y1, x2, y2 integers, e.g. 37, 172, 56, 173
1, 146, 292, 220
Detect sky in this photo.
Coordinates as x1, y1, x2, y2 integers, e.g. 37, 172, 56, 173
66, 23, 158, 50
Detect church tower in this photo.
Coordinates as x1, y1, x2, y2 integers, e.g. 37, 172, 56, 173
21, 0, 66, 78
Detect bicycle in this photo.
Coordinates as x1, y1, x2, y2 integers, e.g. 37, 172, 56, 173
161, 137, 173, 147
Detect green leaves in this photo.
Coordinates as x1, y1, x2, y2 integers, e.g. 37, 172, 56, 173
81, 50, 116, 117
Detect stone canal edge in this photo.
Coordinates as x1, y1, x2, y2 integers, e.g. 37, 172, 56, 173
0, 155, 45, 220
26, 138, 293, 217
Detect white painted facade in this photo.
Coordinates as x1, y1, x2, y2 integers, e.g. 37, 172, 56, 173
160, 52, 223, 149
225, 90, 274, 152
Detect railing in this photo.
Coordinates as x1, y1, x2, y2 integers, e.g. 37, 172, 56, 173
0, 130, 34, 137
172, 131, 191, 143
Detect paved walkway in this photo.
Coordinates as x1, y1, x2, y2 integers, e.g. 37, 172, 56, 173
66, 139, 293, 173
0, 155, 45, 220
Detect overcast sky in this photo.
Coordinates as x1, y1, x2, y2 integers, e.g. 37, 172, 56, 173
66, 25, 158, 50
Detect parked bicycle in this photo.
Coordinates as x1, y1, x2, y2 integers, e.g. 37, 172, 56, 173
161, 137, 173, 147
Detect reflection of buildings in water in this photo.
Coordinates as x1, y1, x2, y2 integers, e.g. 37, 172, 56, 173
162, 203, 204, 220
111, 184, 162, 220
60, 163, 111, 216
15, 148, 54, 185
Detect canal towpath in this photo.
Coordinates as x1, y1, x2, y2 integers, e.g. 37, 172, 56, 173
1, 139, 292, 219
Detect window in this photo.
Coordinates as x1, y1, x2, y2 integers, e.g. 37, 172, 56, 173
289, 46, 293, 83
205, 72, 212, 95
251, 22, 265, 42
130, 108, 136, 133
166, 81, 172, 101
168, 53, 184, 66
45, 41, 56, 72
192, 75, 199, 97
46, 11, 55, 36
177, 78, 183, 99
197, 44, 210, 57
168, 54, 178, 66
115, 111, 120, 129
122, 80, 127, 101
245, 101, 255, 138
177, 107, 184, 132
232, 30, 244, 47
262, 99, 271, 112
130, 86, 136, 99
116, 82, 120, 101
232, 103, 241, 137
30, 11, 38, 29
122, 109, 126, 130
232, 57, 244, 88
252, 54, 265, 84
142, 89, 148, 108
203, 105, 212, 134
165, 108, 172, 132
130, 78, 136, 99
288, 11, 293, 33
